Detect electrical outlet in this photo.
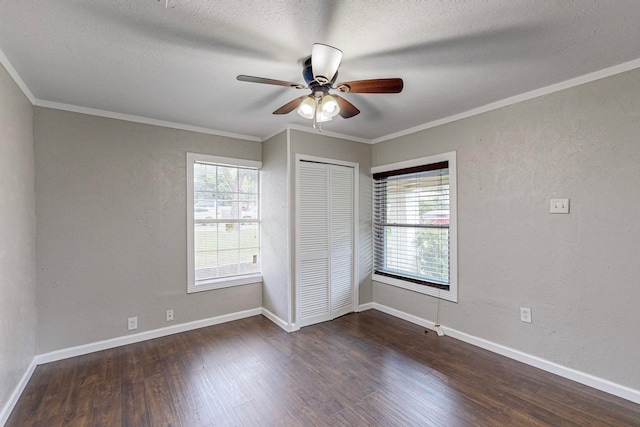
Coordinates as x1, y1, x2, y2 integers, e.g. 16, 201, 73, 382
166, 309, 174, 322
127, 316, 138, 331
520, 307, 532, 324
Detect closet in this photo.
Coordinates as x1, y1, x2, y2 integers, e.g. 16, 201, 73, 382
296, 159, 355, 328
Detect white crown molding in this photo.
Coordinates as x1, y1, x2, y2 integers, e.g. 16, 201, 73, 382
0, 47, 36, 104
372, 57, 640, 144
370, 302, 640, 405
261, 125, 289, 142
286, 123, 371, 144
4, 42, 640, 148
262, 123, 372, 144
34, 99, 262, 142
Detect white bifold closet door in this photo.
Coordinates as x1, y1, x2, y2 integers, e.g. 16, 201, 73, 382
297, 160, 354, 328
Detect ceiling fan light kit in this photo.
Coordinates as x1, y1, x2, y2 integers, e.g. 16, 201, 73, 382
320, 94, 339, 117
311, 43, 343, 84
237, 43, 403, 129
296, 92, 340, 128
315, 110, 333, 123
297, 96, 316, 120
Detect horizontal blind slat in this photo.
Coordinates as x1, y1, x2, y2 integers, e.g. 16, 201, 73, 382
373, 165, 450, 288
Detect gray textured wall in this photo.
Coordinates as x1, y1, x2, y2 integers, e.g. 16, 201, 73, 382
372, 69, 640, 390
289, 130, 373, 323
34, 108, 263, 354
0, 64, 36, 413
261, 131, 290, 323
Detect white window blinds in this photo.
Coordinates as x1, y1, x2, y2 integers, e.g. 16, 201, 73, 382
373, 161, 450, 290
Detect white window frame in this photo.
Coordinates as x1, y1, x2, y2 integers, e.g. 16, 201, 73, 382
186, 152, 262, 293
371, 151, 457, 302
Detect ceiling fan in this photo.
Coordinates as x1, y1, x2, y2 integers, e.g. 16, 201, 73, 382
237, 43, 403, 128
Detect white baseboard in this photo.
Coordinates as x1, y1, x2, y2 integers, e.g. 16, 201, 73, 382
371, 302, 640, 405
358, 302, 374, 312
35, 307, 262, 365
372, 303, 438, 330
443, 326, 640, 405
2, 307, 263, 424
261, 307, 290, 332
0, 359, 37, 426
5, 302, 639, 425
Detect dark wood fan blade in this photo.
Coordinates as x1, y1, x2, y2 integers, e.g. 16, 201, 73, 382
237, 75, 306, 89
273, 96, 308, 115
335, 78, 403, 94
334, 95, 360, 119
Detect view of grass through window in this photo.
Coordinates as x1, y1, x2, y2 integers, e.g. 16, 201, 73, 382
193, 162, 259, 281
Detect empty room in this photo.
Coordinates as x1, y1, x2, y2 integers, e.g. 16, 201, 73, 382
2, 1, 640, 425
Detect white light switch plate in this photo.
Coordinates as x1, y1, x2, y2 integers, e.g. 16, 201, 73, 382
550, 198, 569, 214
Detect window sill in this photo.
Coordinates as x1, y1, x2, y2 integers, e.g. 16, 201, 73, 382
188, 274, 263, 294
372, 273, 457, 302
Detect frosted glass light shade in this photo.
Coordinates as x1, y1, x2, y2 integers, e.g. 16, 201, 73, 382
321, 94, 340, 118
297, 96, 316, 119
316, 110, 332, 123
312, 43, 342, 84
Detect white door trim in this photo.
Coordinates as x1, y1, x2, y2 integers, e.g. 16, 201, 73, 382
295, 154, 359, 327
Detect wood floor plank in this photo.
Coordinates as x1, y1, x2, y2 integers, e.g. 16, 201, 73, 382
59, 353, 101, 426
143, 370, 182, 427
90, 354, 123, 426
6, 310, 640, 426
120, 380, 150, 427
190, 365, 243, 425
119, 345, 151, 427
3, 363, 58, 427
163, 352, 211, 427
36, 357, 80, 427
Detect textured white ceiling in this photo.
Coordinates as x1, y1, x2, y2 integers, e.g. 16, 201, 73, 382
2, 1, 640, 141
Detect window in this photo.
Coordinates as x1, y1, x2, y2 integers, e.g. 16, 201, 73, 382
187, 153, 262, 293
372, 151, 457, 302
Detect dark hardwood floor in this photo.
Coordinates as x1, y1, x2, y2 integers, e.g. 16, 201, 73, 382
7, 310, 640, 426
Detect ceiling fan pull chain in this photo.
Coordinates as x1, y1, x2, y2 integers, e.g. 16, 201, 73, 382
312, 97, 319, 129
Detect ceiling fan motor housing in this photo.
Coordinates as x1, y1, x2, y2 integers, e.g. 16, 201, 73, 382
303, 57, 337, 90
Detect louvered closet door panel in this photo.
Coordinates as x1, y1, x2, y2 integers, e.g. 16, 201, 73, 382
330, 165, 354, 318
299, 258, 329, 319
297, 161, 330, 327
